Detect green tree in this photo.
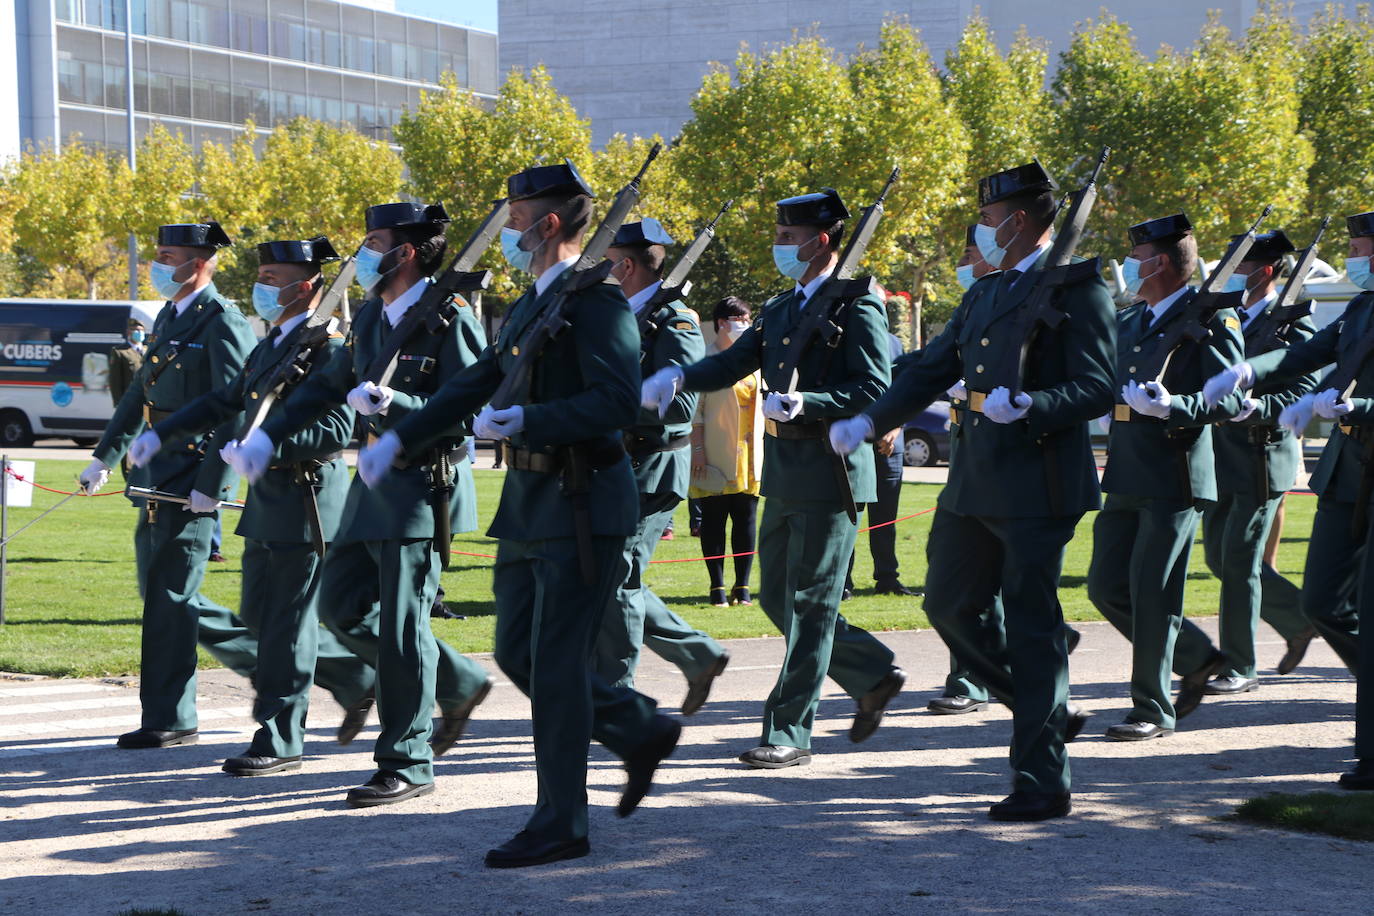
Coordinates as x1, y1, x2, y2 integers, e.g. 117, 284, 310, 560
1298, 3, 1374, 227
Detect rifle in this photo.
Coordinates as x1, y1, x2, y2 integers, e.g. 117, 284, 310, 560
637, 199, 734, 358
775, 167, 900, 524
127, 486, 245, 513
986, 146, 1110, 397
489, 143, 661, 585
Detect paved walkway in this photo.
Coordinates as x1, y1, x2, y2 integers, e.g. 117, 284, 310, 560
0, 619, 1366, 915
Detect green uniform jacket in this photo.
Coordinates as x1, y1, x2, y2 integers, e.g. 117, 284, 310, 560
152, 323, 354, 544
867, 259, 1116, 518
262, 285, 478, 542
1213, 305, 1319, 498
1250, 291, 1374, 503
94, 285, 256, 500
629, 300, 704, 501
393, 267, 641, 540
108, 345, 143, 406
679, 282, 890, 505
1103, 290, 1245, 502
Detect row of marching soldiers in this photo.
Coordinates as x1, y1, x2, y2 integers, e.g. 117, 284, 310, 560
75, 150, 1374, 868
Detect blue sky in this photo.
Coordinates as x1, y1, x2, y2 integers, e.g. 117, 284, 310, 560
396, 0, 498, 31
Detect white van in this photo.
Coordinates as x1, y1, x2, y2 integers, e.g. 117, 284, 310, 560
0, 298, 163, 446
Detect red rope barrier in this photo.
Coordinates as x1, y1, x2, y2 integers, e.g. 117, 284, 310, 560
2, 465, 122, 496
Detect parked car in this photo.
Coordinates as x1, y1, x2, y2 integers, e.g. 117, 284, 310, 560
901, 399, 952, 467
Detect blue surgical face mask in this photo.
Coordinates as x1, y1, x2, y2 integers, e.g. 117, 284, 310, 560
355, 243, 403, 293
974, 213, 1019, 269
129, 329, 145, 345
1121, 254, 1161, 297
149, 258, 194, 300
500, 218, 548, 274
1223, 271, 1252, 296
1348, 256, 1374, 291
956, 264, 977, 291
772, 234, 819, 281
252, 279, 303, 323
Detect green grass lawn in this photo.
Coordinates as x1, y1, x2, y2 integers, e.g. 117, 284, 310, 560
1234, 792, 1374, 842
0, 458, 1318, 678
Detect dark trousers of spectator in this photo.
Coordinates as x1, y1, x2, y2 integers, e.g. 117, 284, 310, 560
699, 492, 759, 590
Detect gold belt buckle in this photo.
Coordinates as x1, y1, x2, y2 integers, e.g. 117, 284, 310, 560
142, 403, 153, 424
764, 418, 779, 438
1113, 404, 1132, 422
967, 391, 986, 413
1340, 423, 1355, 436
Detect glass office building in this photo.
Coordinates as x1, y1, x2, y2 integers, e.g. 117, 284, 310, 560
8, 0, 498, 156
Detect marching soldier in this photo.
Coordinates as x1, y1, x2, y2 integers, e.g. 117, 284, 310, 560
1200, 229, 1318, 694
831, 161, 1114, 820
1087, 213, 1243, 741
78, 221, 257, 749
644, 187, 905, 770
602, 218, 730, 713
1203, 209, 1374, 790
224, 202, 493, 806
358, 162, 681, 868
125, 236, 371, 774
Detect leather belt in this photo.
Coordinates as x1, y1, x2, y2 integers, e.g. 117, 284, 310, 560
502, 441, 625, 474
142, 405, 174, 425
364, 437, 468, 469
1112, 403, 1163, 424
625, 433, 691, 459
764, 419, 825, 439
269, 451, 344, 472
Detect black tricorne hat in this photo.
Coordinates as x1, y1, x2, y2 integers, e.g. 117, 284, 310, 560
1347, 212, 1374, 239
365, 202, 450, 232
978, 160, 1058, 207
611, 218, 675, 248
775, 188, 850, 226
507, 160, 595, 201
1129, 213, 1194, 247
257, 236, 341, 268
158, 221, 232, 249
1233, 229, 1296, 264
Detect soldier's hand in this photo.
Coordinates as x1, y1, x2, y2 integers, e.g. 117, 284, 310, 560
77, 458, 110, 496
358, 431, 402, 488
1313, 388, 1354, 420
185, 489, 221, 514
128, 430, 161, 468
1279, 392, 1316, 437
1228, 397, 1259, 423
472, 405, 502, 440
641, 367, 684, 418
828, 415, 873, 456
982, 386, 1032, 424
1122, 381, 1171, 420
1203, 362, 1254, 409
762, 392, 802, 422
348, 381, 393, 416
222, 428, 274, 483
945, 379, 967, 402
486, 406, 525, 438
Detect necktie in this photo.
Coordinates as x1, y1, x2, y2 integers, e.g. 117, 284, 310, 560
1003, 269, 1023, 288
1140, 307, 1152, 336
266, 326, 281, 346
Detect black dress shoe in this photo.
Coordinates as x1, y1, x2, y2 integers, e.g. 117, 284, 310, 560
681, 651, 730, 716
739, 745, 811, 769
1203, 674, 1259, 695
989, 791, 1071, 822
1105, 720, 1173, 741
223, 754, 302, 776
1065, 704, 1092, 743
337, 691, 375, 746
874, 579, 922, 597
927, 695, 988, 715
1175, 650, 1226, 719
433, 677, 494, 756
841, 587, 854, 601
117, 727, 198, 749
1277, 627, 1316, 675
617, 714, 681, 817
1338, 759, 1374, 791
851, 667, 906, 742
345, 770, 435, 808
484, 831, 590, 869
1065, 626, 1082, 655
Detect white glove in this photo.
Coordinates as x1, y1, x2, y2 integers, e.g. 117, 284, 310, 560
128, 430, 161, 468
185, 489, 221, 514
1279, 393, 1316, 438
762, 392, 803, 422
828, 415, 874, 456
1123, 381, 1172, 420
946, 379, 968, 402
1228, 397, 1259, 423
78, 458, 110, 496
1203, 362, 1255, 409
221, 427, 275, 483
641, 367, 684, 418
485, 405, 525, 439
347, 381, 394, 416
358, 430, 402, 488
1313, 388, 1354, 420
982, 386, 1032, 424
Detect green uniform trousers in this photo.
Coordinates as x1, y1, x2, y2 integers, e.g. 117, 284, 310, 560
597, 500, 726, 688
1358, 586, 1374, 761
1202, 493, 1310, 678
492, 535, 660, 843
133, 504, 233, 731
1300, 498, 1363, 674
756, 498, 895, 750
923, 507, 1074, 795
942, 600, 1002, 702
1089, 494, 1220, 730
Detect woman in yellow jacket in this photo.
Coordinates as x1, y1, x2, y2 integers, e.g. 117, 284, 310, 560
689, 297, 764, 606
